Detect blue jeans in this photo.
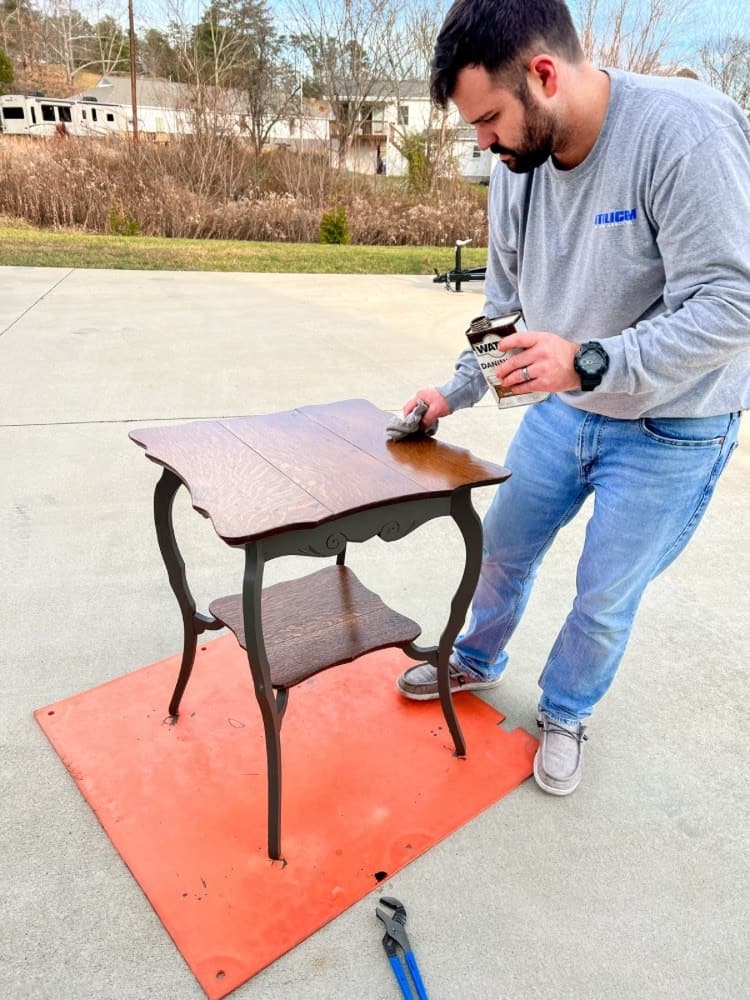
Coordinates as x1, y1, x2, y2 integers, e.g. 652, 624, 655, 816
453, 394, 741, 725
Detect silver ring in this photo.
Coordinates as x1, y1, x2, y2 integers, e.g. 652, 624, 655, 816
522, 366, 532, 382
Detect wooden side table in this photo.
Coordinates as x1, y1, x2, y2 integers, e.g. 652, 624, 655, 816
130, 398, 510, 859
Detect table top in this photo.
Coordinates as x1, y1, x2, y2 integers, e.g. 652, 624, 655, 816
129, 398, 510, 545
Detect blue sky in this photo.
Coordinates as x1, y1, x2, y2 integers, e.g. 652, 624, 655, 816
125, 0, 749, 72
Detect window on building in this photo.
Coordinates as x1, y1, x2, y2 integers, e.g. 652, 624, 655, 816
106, 112, 114, 122
2, 106, 25, 119
91, 109, 98, 122
472, 144, 481, 158
30, 106, 36, 124
60, 106, 72, 122
371, 105, 386, 131
398, 105, 409, 126
41, 104, 56, 122
362, 105, 385, 134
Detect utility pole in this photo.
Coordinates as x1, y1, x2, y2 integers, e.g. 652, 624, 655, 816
128, 0, 139, 144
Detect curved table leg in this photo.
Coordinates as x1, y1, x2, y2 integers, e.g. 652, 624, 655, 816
405, 488, 484, 757
153, 468, 221, 717
242, 542, 286, 861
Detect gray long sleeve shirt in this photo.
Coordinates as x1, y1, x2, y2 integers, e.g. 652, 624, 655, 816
439, 68, 750, 419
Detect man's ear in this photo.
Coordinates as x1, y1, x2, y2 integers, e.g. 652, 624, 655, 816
528, 55, 559, 98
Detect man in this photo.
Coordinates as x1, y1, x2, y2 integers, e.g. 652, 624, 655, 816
397, 0, 749, 795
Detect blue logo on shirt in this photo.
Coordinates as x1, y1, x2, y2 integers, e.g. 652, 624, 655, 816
594, 208, 637, 226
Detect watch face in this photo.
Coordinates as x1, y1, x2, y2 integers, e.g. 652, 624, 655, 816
580, 352, 601, 372
575, 342, 608, 388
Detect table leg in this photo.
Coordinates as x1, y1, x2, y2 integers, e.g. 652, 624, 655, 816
436, 489, 484, 757
242, 542, 287, 861
152, 468, 221, 716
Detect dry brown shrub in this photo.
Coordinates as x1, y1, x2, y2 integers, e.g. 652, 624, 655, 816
192, 195, 320, 242
1, 138, 109, 229
259, 147, 335, 204
143, 133, 258, 203
0, 135, 489, 246
346, 193, 487, 246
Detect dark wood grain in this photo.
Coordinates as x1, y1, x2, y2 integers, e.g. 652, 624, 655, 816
130, 399, 510, 545
223, 408, 428, 516
209, 565, 421, 688
129, 420, 331, 539
301, 398, 511, 492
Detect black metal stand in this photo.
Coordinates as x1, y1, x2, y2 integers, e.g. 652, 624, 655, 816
433, 238, 487, 292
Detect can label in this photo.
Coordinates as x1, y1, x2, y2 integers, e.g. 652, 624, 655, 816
465, 312, 548, 409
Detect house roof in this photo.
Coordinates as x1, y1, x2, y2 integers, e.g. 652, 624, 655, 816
330, 78, 430, 102
67, 74, 330, 118
68, 75, 193, 109
394, 80, 430, 101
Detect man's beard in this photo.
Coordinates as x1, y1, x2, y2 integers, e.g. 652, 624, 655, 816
490, 99, 557, 173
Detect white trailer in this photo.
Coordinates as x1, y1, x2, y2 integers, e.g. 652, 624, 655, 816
73, 97, 129, 135
0, 94, 128, 137
1, 94, 73, 135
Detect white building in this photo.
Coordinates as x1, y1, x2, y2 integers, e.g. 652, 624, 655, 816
334, 79, 494, 183
74, 75, 330, 147
1, 74, 492, 182
72, 76, 198, 136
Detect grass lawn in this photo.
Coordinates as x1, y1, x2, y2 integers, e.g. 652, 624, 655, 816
0, 223, 488, 275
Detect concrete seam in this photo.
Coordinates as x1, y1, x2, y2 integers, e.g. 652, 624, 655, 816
0, 267, 76, 340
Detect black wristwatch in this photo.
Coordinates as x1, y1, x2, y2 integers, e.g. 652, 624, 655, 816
574, 341, 609, 391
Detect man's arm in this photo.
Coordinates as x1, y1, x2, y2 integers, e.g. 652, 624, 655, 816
408, 171, 528, 421
605, 122, 750, 399
494, 120, 750, 401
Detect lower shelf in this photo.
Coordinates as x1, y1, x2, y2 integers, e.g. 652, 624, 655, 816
209, 564, 421, 689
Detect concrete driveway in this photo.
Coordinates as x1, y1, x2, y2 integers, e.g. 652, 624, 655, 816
2, 266, 748, 1000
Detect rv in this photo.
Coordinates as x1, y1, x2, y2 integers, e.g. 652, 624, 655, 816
0, 94, 129, 137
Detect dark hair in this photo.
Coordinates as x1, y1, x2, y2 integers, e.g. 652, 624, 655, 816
430, 0, 584, 107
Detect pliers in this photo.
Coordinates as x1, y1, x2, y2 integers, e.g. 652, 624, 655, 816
376, 896, 430, 1000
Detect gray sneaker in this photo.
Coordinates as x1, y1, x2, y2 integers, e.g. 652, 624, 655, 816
397, 657, 502, 701
534, 714, 588, 796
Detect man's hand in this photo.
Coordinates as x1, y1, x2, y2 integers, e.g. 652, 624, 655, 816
402, 387, 452, 428
495, 331, 581, 394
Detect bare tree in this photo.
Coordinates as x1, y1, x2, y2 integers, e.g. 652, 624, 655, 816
37, 0, 92, 84
2, 0, 54, 91
573, 0, 690, 74
696, 3, 750, 109
163, 0, 300, 154
286, 0, 402, 167
699, 32, 750, 108
239, 41, 301, 155
160, 0, 249, 153
169, 0, 247, 89
379, 0, 458, 189
0, 0, 25, 60
91, 12, 129, 74
33, 0, 132, 86
219, 0, 301, 156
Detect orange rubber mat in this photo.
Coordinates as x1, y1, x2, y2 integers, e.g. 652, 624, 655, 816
35, 637, 537, 999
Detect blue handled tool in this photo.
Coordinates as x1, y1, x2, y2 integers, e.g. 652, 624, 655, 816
376, 896, 430, 1000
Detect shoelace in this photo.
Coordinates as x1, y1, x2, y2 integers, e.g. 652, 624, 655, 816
537, 718, 588, 744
